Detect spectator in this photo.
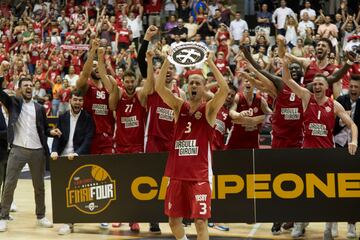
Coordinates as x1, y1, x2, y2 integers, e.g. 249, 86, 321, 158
230, 12, 248, 45
298, 12, 316, 39
169, 18, 188, 43
300, 1, 316, 21
177, 0, 191, 23
32, 80, 46, 104
318, 16, 339, 47
164, 0, 177, 17
184, 16, 198, 41
257, 3, 272, 37
272, 0, 296, 36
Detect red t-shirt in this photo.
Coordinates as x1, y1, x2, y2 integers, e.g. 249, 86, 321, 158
116, 27, 131, 44
226, 93, 263, 149
214, 58, 228, 74
165, 102, 215, 182
146, 88, 180, 144
59, 88, 71, 103
115, 91, 146, 150
271, 85, 303, 145
83, 81, 114, 135
303, 96, 335, 149
145, 0, 162, 13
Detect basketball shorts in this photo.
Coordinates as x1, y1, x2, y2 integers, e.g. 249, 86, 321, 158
90, 132, 114, 154
271, 137, 302, 148
164, 179, 211, 219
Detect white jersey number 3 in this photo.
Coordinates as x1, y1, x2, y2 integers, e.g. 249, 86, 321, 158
199, 203, 207, 215
185, 122, 192, 133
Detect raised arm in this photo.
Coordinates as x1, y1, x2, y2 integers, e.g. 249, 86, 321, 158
281, 57, 311, 110
155, 58, 184, 119
206, 53, 230, 126
334, 100, 358, 155
76, 39, 100, 92
137, 25, 158, 78
137, 50, 156, 106
285, 52, 311, 70
326, 52, 355, 85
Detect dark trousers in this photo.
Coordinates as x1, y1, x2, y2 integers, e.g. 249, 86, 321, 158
0, 152, 8, 195
0, 146, 46, 220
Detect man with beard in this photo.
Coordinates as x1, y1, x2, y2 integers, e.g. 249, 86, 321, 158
76, 39, 115, 156
285, 37, 354, 98
76, 39, 115, 230
50, 90, 94, 235
281, 57, 358, 239
155, 52, 229, 240
0, 77, 62, 232
98, 46, 152, 232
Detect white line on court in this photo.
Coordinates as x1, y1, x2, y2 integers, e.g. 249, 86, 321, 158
248, 223, 262, 236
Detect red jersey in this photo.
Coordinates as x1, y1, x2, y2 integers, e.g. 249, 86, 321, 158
59, 88, 71, 103
145, 88, 180, 142
115, 92, 146, 152
116, 28, 131, 44
165, 102, 215, 182
212, 106, 231, 150
303, 96, 335, 149
271, 85, 303, 146
145, 0, 162, 13
303, 60, 337, 85
83, 81, 114, 135
226, 93, 264, 149
215, 58, 228, 74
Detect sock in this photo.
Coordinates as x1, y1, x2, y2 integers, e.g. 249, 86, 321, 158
177, 236, 189, 240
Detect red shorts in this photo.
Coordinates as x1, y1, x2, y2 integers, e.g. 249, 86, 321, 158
164, 179, 211, 219
90, 133, 114, 154
115, 144, 143, 154
145, 135, 171, 153
271, 137, 302, 148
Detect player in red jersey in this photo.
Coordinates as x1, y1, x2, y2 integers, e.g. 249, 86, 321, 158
98, 47, 153, 232
155, 53, 229, 240
285, 37, 354, 98
76, 39, 115, 155
226, 78, 271, 149
144, 49, 186, 153
281, 57, 358, 239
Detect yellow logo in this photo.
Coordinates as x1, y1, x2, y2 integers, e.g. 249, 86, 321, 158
66, 164, 116, 214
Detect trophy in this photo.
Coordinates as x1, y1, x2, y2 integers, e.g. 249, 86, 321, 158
167, 42, 209, 67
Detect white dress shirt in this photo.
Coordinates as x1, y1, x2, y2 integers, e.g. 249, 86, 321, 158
230, 19, 249, 41
13, 100, 42, 149
62, 110, 81, 156
272, 7, 296, 29
300, 8, 316, 19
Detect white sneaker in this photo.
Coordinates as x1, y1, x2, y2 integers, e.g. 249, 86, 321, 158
331, 222, 338, 238
0, 219, 7, 232
291, 222, 305, 238
10, 203, 17, 212
37, 217, 53, 228
58, 224, 72, 235
99, 223, 109, 229
347, 223, 356, 238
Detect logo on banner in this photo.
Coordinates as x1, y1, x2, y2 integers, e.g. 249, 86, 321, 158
66, 164, 116, 214
168, 42, 209, 67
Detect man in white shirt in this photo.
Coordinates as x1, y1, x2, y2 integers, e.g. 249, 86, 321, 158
298, 13, 315, 38
51, 90, 94, 235
300, 1, 316, 21
272, 0, 296, 36
0, 77, 62, 232
230, 12, 248, 44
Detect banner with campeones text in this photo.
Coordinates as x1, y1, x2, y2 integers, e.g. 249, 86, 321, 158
50, 148, 360, 223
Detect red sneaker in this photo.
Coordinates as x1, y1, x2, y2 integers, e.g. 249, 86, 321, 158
129, 222, 140, 232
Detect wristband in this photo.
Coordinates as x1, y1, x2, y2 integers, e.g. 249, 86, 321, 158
346, 60, 354, 65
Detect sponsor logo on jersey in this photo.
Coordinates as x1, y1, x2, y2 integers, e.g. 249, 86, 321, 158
121, 116, 139, 128
281, 107, 301, 120
325, 106, 331, 113
66, 164, 116, 214
309, 123, 328, 137
156, 107, 174, 121
194, 111, 202, 120
215, 119, 226, 134
92, 104, 109, 116
195, 194, 207, 201
175, 139, 199, 156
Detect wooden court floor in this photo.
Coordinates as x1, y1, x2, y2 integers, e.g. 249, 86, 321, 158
1, 179, 357, 240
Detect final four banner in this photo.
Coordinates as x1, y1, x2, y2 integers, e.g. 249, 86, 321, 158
50, 149, 360, 223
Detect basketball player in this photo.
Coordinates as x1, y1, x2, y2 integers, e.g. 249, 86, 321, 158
281, 57, 358, 238
226, 78, 271, 149
76, 39, 115, 155
155, 52, 229, 240
98, 47, 152, 232
76, 39, 115, 229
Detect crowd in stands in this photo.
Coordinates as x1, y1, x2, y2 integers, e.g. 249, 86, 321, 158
0, 0, 360, 239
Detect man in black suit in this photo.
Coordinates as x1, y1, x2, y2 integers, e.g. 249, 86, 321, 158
50, 90, 94, 235
333, 76, 360, 239
0, 77, 62, 232
0, 102, 7, 195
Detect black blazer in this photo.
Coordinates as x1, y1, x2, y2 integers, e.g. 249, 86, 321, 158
51, 110, 94, 156
0, 78, 52, 155
0, 107, 7, 160
334, 94, 360, 144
